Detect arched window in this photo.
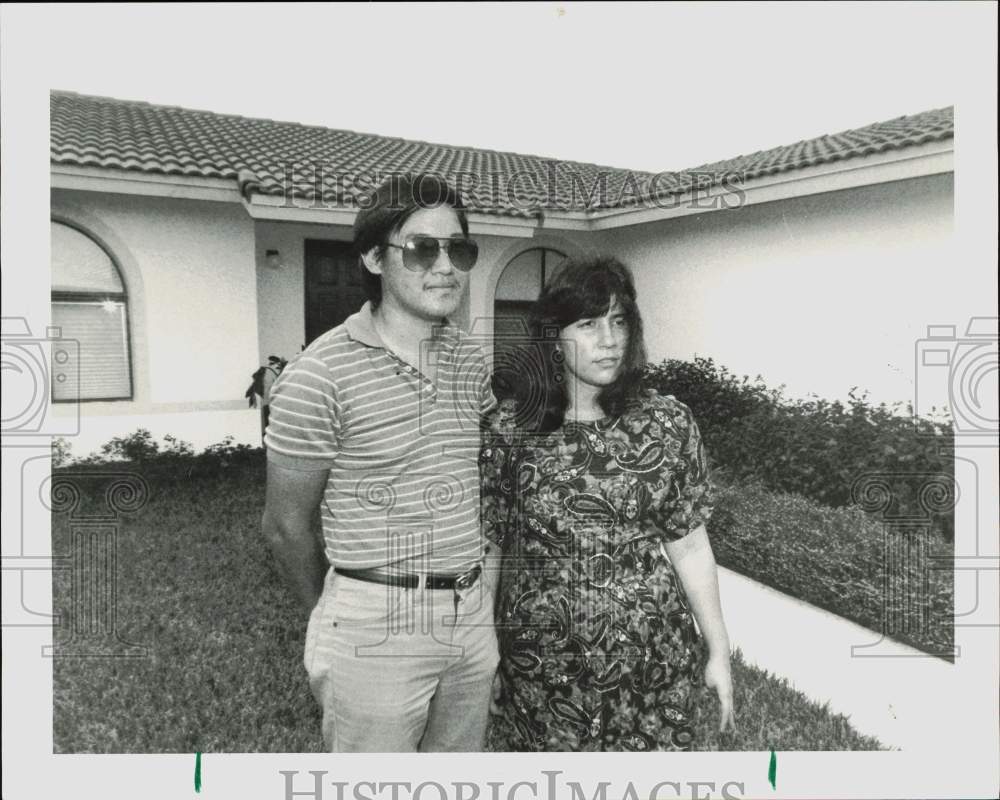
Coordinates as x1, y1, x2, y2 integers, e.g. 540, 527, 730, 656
50, 221, 133, 401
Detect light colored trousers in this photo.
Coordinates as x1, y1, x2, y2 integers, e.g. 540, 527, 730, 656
304, 567, 499, 752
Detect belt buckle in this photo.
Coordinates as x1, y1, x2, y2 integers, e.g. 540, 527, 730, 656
454, 565, 481, 590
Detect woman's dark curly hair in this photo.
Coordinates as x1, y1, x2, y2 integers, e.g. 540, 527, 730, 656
526, 254, 647, 433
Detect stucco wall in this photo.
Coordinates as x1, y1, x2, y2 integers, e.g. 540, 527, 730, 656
591, 174, 974, 411
50, 172, 972, 457
254, 219, 353, 362
50, 189, 260, 453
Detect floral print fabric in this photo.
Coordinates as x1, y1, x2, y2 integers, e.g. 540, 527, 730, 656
481, 390, 715, 751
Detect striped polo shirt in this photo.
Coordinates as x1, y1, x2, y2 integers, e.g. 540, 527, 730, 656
265, 302, 496, 573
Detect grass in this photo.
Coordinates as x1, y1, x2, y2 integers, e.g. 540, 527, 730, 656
52, 457, 882, 753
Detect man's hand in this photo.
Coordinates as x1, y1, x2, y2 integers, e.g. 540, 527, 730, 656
489, 669, 503, 716
483, 543, 502, 598
262, 461, 330, 613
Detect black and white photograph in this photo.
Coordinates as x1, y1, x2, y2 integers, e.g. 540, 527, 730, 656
2, 2, 997, 799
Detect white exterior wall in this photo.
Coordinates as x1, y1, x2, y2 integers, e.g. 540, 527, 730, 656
591, 174, 977, 411
253, 219, 354, 362
49, 171, 976, 459
50, 190, 260, 456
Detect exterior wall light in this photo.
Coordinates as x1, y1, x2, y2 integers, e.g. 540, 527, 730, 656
265, 249, 283, 270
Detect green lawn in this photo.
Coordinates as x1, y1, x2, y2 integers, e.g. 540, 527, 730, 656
52, 459, 882, 753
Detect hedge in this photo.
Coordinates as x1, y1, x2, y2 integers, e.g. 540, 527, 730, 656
644, 358, 955, 540
708, 480, 954, 659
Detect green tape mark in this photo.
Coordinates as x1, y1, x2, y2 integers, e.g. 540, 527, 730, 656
768, 749, 777, 790
194, 752, 202, 793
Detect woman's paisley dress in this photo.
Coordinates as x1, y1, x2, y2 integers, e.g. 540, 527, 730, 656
481, 390, 715, 751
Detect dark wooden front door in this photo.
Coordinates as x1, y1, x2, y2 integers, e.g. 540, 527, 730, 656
304, 239, 367, 345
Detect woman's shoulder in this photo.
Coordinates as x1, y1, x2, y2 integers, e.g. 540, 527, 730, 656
629, 388, 696, 420
620, 390, 703, 441
484, 398, 561, 451
484, 397, 521, 440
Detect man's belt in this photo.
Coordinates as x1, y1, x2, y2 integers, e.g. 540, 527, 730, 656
334, 565, 482, 591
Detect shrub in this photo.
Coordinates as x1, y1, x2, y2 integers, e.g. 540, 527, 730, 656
72, 429, 265, 483
52, 437, 73, 468
197, 435, 262, 472
644, 358, 955, 540
644, 357, 782, 427
707, 480, 954, 659
97, 428, 161, 464
162, 434, 195, 458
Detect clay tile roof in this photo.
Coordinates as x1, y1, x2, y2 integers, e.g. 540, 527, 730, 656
51, 91, 953, 216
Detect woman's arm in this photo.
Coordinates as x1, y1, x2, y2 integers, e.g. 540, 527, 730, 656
663, 524, 736, 733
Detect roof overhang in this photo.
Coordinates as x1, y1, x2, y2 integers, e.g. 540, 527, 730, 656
51, 164, 242, 203
238, 193, 541, 238
556, 138, 955, 231
51, 138, 953, 235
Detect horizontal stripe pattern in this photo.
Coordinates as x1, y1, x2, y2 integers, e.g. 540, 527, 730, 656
266, 305, 495, 573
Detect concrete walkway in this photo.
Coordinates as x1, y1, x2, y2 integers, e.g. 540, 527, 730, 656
716, 566, 958, 751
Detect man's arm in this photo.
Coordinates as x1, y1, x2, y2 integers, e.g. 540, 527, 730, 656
262, 461, 330, 613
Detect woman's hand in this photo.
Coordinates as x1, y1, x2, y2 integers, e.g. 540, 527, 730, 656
703, 649, 736, 733
663, 527, 736, 734
489, 669, 503, 716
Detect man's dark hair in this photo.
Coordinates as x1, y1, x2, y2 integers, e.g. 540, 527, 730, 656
352, 173, 470, 307
527, 254, 648, 432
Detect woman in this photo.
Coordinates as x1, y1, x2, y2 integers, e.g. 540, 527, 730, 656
482, 255, 735, 751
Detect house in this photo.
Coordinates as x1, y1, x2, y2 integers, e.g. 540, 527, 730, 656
50, 91, 956, 455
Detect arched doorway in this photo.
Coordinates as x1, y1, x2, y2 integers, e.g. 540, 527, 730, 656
491, 247, 566, 403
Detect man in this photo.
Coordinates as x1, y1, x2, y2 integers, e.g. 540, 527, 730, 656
262, 173, 499, 752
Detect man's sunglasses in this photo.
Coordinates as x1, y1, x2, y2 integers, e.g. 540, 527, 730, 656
386, 234, 479, 272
